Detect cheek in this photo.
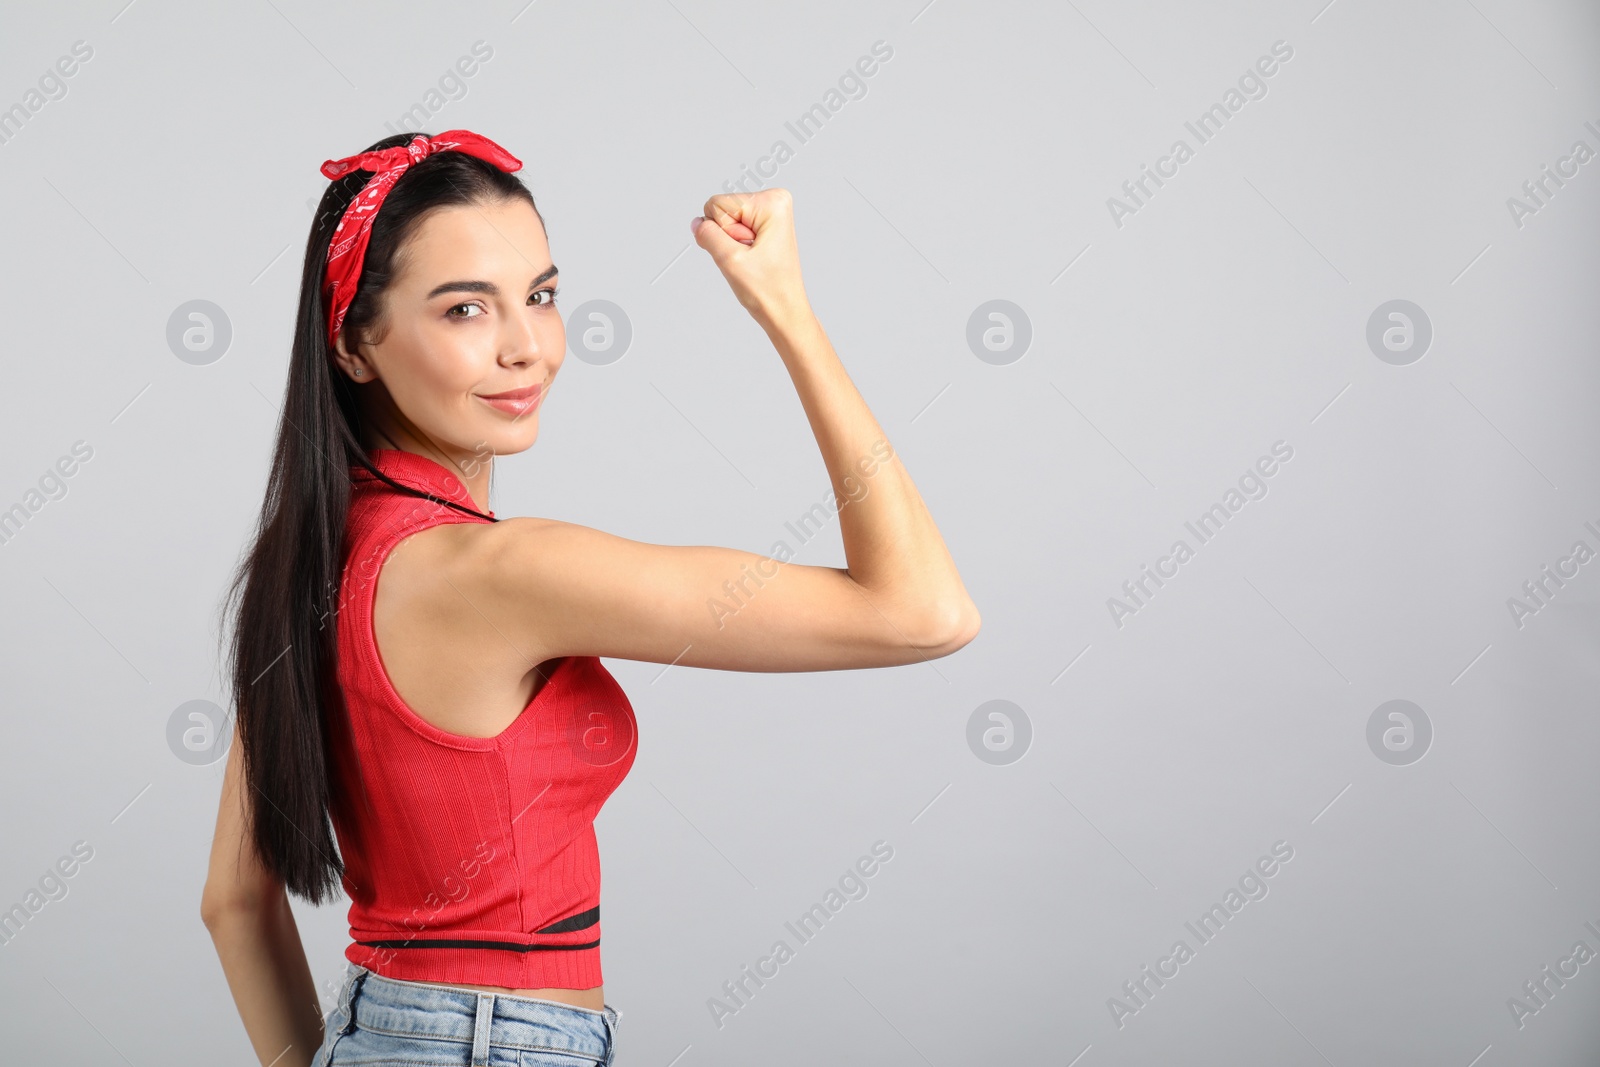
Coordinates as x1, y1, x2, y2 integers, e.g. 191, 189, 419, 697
410, 365, 469, 408
389, 338, 481, 412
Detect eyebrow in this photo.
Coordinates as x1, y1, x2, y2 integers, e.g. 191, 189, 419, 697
425, 264, 559, 300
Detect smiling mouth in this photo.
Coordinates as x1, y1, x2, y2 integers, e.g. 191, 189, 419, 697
476, 383, 543, 416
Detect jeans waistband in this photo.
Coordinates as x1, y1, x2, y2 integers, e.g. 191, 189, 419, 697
337, 964, 619, 1066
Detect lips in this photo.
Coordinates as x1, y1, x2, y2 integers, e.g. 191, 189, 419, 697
476, 383, 543, 416
478, 384, 542, 400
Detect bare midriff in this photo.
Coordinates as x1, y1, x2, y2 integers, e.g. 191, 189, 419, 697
432, 982, 605, 1012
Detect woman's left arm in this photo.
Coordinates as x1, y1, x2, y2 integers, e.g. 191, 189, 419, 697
201, 737, 326, 1067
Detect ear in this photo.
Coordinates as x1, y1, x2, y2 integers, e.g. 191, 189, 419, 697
330, 329, 370, 381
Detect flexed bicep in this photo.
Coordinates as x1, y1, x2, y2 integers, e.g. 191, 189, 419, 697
453, 517, 974, 673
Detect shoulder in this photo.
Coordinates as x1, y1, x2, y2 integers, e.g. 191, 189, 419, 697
406, 515, 604, 598
402, 514, 560, 564
373, 516, 583, 663
377, 515, 568, 610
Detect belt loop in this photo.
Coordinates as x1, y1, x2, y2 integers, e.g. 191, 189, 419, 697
602, 1005, 619, 1066
471, 992, 495, 1066
338, 967, 367, 1035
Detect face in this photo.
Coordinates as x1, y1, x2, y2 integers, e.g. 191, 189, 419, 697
335, 197, 563, 468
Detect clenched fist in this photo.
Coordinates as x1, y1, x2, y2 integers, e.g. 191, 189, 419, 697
691, 189, 811, 330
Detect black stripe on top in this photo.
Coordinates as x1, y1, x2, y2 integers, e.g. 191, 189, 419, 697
355, 937, 599, 953
356, 906, 601, 953
535, 906, 599, 934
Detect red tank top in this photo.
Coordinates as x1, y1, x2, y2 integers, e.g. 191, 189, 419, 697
328, 448, 637, 989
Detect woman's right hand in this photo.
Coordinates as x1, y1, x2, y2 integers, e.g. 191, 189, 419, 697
691, 189, 811, 330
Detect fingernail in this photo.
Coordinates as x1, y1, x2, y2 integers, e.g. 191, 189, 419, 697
690, 216, 704, 235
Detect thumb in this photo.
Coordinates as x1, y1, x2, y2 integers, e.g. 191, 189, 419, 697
691, 215, 743, 262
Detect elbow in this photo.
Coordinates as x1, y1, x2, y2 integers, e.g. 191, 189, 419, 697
199, 890, 237, 930
915, 597, 981, 656
200, 885, 272, 929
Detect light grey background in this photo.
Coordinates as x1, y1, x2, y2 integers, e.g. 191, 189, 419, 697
2, 1, 1597, 1064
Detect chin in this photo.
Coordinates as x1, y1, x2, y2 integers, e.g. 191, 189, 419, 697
489, 424, 539, 456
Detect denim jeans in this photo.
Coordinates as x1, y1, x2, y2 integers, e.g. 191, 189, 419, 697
313, 963, 620, 1066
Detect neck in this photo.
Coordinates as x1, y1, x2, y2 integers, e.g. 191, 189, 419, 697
360, 410, 492, 514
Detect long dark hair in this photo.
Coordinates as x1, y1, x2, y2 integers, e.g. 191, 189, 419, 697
216, 131, 539, 904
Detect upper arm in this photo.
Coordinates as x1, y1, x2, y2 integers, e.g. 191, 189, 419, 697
201, 734, 284, 920
450, 517, 979, 672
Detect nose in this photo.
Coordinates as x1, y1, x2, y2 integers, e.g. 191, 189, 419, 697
498, 302, 544, 367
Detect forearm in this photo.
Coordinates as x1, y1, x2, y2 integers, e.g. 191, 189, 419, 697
204, 893, 325, 1067
761, 306, 977, 637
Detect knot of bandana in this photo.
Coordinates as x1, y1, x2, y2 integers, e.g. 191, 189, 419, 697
318, 130, 523, 349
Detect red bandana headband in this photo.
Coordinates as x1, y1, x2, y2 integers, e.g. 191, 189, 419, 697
319, 129, 523, 349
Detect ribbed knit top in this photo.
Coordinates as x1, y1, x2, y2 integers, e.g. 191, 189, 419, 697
327, 448, 637, 989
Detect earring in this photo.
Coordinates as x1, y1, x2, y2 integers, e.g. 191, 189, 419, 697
354, 369, 363, 377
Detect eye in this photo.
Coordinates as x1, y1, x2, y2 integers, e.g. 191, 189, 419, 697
445, 302, 484, 320
531, 286, 559, 308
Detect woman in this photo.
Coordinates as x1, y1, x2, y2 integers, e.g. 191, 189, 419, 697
201, 128, 980, 1067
